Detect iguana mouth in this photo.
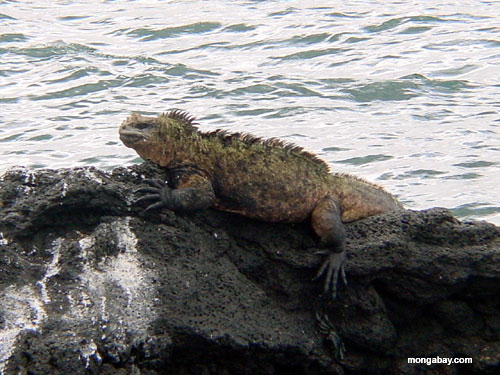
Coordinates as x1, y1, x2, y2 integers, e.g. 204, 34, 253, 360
119, 128, 148, 146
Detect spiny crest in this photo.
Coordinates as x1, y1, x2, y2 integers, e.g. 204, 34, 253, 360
161, 109, 199, 132
333, 172, 386, 191
205, 129, 329, 170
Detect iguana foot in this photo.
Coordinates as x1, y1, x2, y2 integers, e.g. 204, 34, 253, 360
316, 312, 345, 360
313, 250, 347, 300
135, 178, 171, 212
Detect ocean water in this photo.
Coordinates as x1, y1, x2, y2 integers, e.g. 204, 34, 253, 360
0, 0, 499, 224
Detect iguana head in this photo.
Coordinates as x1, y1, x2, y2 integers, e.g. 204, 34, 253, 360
119, 110, 199, 166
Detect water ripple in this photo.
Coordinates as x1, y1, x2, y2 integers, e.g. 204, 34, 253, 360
5, 43, 97, 58
272, 47, 346, 61
127, 22, 222, 41
0, 0, 498, 224
0, 33, 27, 42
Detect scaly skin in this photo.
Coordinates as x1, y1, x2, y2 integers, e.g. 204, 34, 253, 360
119, 110, 403, 298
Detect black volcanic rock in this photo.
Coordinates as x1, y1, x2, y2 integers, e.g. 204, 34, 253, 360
0, 164, 499, 374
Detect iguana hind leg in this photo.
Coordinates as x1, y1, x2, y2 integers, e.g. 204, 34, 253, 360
311, 196, 348, 299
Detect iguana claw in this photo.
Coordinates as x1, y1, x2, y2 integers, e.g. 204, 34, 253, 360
135, 179, 170, 212
313, 250, 347, 299
316, 312, 346, 360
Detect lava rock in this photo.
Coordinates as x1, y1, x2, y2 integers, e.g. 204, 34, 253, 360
0, 164, 499, 374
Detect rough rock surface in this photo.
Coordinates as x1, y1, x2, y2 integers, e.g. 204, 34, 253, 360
0, 163, 499, 375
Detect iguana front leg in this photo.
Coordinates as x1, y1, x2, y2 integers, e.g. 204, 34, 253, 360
135, 171, 215, 213
311, 196, 348, 299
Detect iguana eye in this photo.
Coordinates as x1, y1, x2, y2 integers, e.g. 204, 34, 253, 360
136, 122, 150, 130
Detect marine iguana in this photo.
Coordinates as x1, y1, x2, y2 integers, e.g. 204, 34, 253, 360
119, 110, 403, 298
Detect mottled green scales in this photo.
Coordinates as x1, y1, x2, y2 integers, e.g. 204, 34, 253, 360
119, 110, 403, 298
